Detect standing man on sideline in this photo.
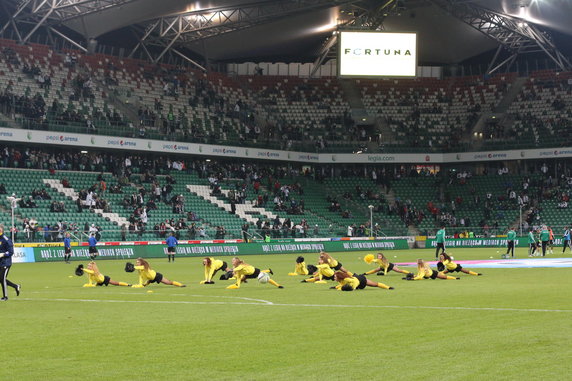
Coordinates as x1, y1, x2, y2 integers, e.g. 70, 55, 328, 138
88, 233, 98, 260
563, 226, 571, 253
528, 228, 538, 257
0, 226, 20, 301
540, 225, 550, 257
548, 226, 554, 255
435, 225, 446, 259
166, 232, 178, 262
506, 227, 516, 258
63, 232, 72, 263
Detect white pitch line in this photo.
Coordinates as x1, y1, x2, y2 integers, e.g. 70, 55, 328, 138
17, 298, 572, 313
29, 290, 274, 305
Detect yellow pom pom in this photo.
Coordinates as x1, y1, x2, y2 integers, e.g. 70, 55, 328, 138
364, 254, 374, 264
147, 290, 153, 293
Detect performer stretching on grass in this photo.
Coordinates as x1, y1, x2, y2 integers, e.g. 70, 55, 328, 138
127, 258, 185, 288
439, 253, 482, 276
405, 259, 459, 281
363, 253, 411, 276
76, 261, 131, 287
301, 256, 335, 284
200, 257, 229, 284
319, 252, 353, 275
227, 257, 283, 289
288, 256, 316, 276
331, 270, 393, 291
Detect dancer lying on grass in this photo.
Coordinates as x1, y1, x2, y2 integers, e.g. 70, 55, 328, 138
126, 258, 185, 288
363, 253, 411, 276
331, 270, 394, 291
200, 257, 229, 284
319, 252, 353, 275
301, 256, 335, 284
226, 257, 283, 289
288, 256, 317, 276
76, 262, 130, 287
439, 253, 482, 276
404, 259, 459, 281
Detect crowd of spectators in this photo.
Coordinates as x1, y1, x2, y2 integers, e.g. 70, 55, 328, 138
0, 141, 571, 241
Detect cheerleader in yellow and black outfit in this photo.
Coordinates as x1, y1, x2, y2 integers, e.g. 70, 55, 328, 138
288, 256, 316, 276
363, 253, 411, 276
439, 253, 482, 276
77, 262, 131, 287
301, 256, 335, 284
200, 257, 229, 284
406, 259, 459, 281
129, 258, 186, 288
319, 252, 352, 275
226, 257, 283, 289
332, 271, 393, 291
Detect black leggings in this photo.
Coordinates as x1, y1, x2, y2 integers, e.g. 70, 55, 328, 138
1, 266, 18, 298
435, 243, 445, 259
506, 241, 514, 256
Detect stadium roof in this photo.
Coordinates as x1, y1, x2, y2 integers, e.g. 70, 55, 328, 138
1, 0, 571, 66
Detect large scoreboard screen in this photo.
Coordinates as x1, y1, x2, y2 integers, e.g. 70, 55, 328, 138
338, 31, 417, 77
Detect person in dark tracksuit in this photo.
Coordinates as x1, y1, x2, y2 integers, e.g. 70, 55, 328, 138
64, 232, 72, 263
0, 227, 20, 301
88, 234, 98, 260
166, 232, 178, 262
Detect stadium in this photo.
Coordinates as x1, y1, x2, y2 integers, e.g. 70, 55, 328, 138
0, 0, 571, 379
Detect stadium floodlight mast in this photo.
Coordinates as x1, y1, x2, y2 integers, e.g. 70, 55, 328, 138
6, 193, 21, 242
368, 204, 374, 238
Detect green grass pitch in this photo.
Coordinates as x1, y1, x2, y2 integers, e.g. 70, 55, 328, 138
2, 247, 571, 380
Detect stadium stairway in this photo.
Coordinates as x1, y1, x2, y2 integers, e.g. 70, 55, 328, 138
0, 113, 20, 129
90, 74, 140, 126
0, 169, 115, 239
186, 184, 278, 224
321, 177, 407, 236
43, 178, 130, 228
494, 76, 528, 113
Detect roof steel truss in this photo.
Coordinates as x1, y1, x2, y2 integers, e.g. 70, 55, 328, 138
1, 0, 138, 43
431, 0, 571, 73
129, 0, 355, 63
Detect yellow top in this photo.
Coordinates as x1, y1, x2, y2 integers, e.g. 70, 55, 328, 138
327, 258, 339, 268
442, 259, 457, 271
232, 263, 256, 286
83, 268, 104, 285
134, 265, 157, 286
316, 263, 334, 278
413, 265, 433, 280
294, 262, 309, 275
373, 258, 391, 275
204, 258, 225, 281
335, 276, 359, 290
